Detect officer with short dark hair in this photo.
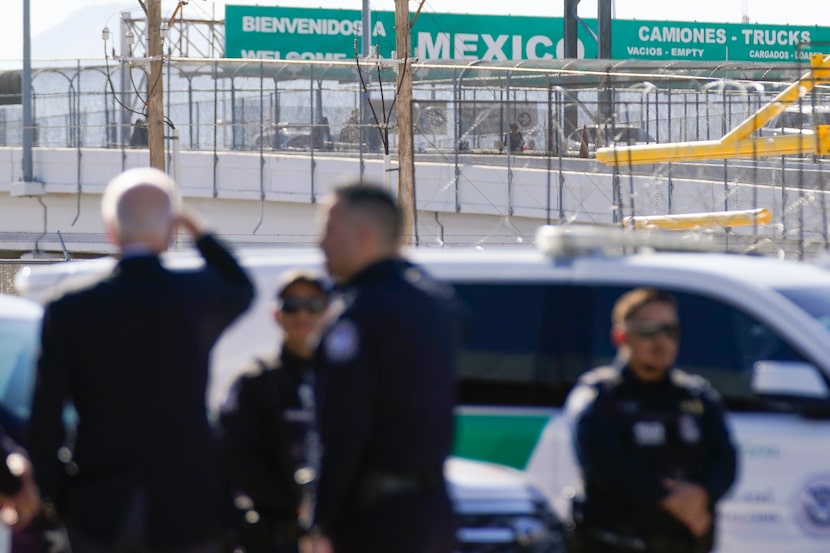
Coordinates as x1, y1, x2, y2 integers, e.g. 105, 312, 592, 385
220, 270, 330, 553
310, 182, 459, 553
566, 288, 737, 553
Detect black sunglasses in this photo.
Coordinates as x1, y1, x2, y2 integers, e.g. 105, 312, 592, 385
626, 321, 681, 340
279, 296, 328, 314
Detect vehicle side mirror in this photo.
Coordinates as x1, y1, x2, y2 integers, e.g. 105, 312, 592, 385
751, 361, 829, 399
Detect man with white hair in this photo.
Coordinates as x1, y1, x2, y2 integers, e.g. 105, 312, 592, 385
28, 167, 255, 553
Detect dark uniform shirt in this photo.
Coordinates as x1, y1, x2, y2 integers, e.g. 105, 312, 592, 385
568, 365, 737, 551
312, 258, 458, 552
220, 349, 315, 552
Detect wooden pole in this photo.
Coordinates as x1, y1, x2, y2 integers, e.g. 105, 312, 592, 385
394, 0, 415, 245
147, 0, 165, 170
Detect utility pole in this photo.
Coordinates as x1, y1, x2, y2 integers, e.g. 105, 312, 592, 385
22, 0, 33, 182
394, 0, 415, 245
564, 0, 580, 59
361, 0, 373, 170
563, 0, 580, 137
147, 0, 165, 170
598, 0, 613, 125
598, 0, 612, 59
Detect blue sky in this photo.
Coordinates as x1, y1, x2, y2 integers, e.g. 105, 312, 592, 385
3, 0, 830, 63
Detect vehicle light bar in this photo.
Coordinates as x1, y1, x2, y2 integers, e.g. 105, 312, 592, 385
534, 224, 717, 258
624, 208, 772, 230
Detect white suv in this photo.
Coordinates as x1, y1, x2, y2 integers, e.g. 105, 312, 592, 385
16, 225, 830, 552
12, 255, 566, 553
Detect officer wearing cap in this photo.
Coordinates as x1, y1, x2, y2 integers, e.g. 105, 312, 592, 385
310, 182, 459, 553
220, 270, 330, 553
566, 288, 737, 553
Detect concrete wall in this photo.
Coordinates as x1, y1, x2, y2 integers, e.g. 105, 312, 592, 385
1, 146, 826, 256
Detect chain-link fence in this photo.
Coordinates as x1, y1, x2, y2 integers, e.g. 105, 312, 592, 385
0, 58, 818, 151
0, 263, 18, 296
0, 260, 69, 296
3, 57, 830, 258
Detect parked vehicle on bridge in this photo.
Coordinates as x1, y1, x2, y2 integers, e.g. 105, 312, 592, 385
760, 104, 830, 137
567, 124, 657, 155
252, 122, 333, 151
757, 104, 830, 159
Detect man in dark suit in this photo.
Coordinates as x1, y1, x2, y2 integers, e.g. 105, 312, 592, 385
27, 167, 255, 553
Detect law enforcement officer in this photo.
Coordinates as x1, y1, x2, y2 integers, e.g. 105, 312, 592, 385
566, 288, 737, 553
310, 183, 458, 553
220, 270, 330, 553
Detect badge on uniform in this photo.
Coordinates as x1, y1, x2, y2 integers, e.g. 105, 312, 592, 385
633, 421, 665, 446
680, 399, 704, 414
678, 414, 702, 444
324, 319, 360, 363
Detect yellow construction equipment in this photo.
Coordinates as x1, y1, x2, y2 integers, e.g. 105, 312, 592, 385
624, 208, 772, 231
597, 53, 830, 166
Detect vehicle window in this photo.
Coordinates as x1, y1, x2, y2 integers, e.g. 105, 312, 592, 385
611, 128, 649, 144
454, 284, 613, 408
571, 128, 598, 143
631, 128, 654, 142
669, 291, 806, 408
779, 111, 807, 128
0, 318, 40, 420
610, 129, 629, 143
775, 287, 830, 331
454, 283, 809, 412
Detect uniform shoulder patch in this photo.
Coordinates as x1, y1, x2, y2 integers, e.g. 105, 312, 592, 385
324, 319, 360, 364
670, 369, 713, 395
580, 366, 622, 388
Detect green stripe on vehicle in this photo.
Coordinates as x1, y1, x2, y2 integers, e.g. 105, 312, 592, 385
453, 411, 552, 469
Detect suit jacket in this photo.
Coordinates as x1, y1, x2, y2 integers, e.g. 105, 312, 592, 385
28, 234, 254, 549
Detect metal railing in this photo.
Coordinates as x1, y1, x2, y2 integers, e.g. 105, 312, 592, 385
0, 58, 820, 153
2, 57, 830, 259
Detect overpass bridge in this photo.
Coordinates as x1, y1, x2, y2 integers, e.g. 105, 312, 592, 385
2, 146, 829, 259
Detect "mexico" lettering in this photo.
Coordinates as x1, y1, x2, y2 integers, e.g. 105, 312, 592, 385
415, 32, 555, 61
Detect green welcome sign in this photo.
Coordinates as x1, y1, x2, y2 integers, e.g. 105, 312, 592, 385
616, 20, 828, 62
224, 5, 830, 64
224, 6, 593, 61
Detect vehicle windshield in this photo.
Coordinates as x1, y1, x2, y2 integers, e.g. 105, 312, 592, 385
775, 287, 830, 332
775, 110, 830, 128
0, 317, 40, 420
609, 127, 654, 144
569, 126, 654, 146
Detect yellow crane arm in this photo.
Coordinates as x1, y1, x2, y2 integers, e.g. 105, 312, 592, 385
597, 53, 830, 166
